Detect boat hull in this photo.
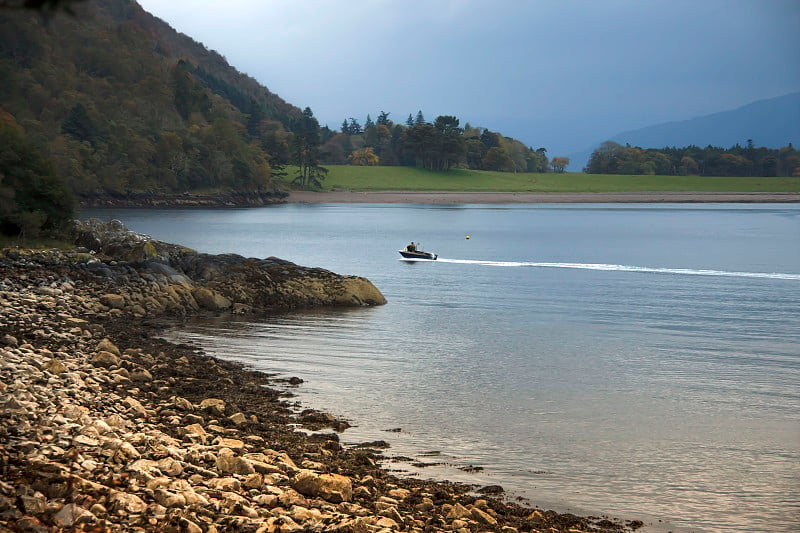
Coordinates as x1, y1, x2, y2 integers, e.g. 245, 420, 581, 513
399, 250, 438, 260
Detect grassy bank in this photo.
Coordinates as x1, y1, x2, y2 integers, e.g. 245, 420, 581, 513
282, 166, 800, 193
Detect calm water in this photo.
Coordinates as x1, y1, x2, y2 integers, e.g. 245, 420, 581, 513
84, 204, 800, 532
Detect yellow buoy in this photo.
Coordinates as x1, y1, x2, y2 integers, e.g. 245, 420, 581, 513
465, 235, 471, 239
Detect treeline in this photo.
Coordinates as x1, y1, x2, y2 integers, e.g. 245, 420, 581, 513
318, 111, 557, 173
586, 140, 800, 177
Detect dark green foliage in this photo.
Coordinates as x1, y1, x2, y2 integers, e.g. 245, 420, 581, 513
172, 61, 211, 120
376, 111, 391, 126
2, 0, 87, 13
0, 0, 320, 194
0, 121, 75, 238
61, 102, 99, 145
586, 141, 800, 176
322, 110, 547, 173
290, 108, 327, 189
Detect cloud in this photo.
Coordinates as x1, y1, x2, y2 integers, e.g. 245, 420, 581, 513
137, 0, 800, 154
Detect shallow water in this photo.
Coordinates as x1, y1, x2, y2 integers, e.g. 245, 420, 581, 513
85, 203, 800, 532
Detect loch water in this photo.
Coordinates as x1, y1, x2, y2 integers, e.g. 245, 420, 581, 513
84, 203, 800, 532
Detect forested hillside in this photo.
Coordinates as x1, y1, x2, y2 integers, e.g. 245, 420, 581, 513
0, 0, 305, 199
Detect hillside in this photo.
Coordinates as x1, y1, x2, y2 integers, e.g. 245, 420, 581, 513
0, 0, 303, 197
571, 93, 800, 170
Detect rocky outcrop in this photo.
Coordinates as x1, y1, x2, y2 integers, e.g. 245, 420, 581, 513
79, 190, 289, 209
62, 218, 387, 317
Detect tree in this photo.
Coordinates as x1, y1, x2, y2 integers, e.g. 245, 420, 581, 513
364, 114, 374, 130
406, 114, 414, 127
480, 130, 500, 149
550, 157, 569, 173
61, 102, 100, 146
414, 110, 425, 125
349, 147, 379, 166
290, 107, 327, 189
434, 115, 465, 171
172, 61, 211, 121
585, 141, 623, 173
527, 148, 549, 172
376, 111, 391, 126
679, 156, 699, 175
483, 146, 514, 171
0, 120, 75, 238
347, 117, 362, 135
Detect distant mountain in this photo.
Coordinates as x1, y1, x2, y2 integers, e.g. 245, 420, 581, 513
570, 93, 800, 171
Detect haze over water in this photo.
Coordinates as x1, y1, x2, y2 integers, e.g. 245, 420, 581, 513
85, 203, 800, 532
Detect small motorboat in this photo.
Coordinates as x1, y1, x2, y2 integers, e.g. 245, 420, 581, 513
399, 242, 437, 260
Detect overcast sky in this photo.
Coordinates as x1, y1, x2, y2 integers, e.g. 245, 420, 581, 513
136, 0, 800, 157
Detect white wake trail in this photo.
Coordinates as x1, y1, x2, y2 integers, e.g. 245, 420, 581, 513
435, 258, 800, 281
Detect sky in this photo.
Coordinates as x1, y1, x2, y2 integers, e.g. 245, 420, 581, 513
136, 0, 800, 158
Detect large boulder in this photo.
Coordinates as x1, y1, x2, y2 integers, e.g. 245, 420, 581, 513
291, 469, 353, 503
192, 287, 232, 311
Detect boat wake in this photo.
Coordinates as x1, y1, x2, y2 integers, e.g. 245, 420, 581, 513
435, 258, 800, 281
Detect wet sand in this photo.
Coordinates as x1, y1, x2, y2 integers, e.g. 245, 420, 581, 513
287, 190, 800, 204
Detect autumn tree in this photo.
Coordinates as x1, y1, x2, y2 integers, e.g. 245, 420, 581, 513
550, 157, 569, 173
349, 147, 379, 166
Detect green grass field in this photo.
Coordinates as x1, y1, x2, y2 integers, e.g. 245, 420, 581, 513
281, 166, 800, 193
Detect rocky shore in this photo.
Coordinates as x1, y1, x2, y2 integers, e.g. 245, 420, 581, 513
79, 191, 289, 209
0, 221, 642, 533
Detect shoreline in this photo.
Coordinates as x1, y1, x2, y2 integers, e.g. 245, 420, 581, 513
287, 190, 800, 204
0, 222, 644, 532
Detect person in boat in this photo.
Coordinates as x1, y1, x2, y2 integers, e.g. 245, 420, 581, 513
406, 242, 417, 252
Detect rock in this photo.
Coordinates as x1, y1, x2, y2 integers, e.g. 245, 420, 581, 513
388, 488, 411, 500
43, 358, 68, 374
216, 437, 245, 451
193, 287, 232, 311
199, 397, 226, 416
96, 337, 121, 356
208, 477, 241, 492
173, 396, 193, 410
123, 396, 148, 417
243, 473, 263, 489
292, 469, 353, 503
334, 277, 388, 306
229, 412, 247, 425
447, 503, 472, 520
153, 488, 186, 508
216, 448, 255, 475
183, 423, 208, 443
157, 457, 184, 477
91, 350, 120, 368
52, 503, 95, 528
1, 334, 18, 347
471, 506, 498, 525
100, 293, 125, 309
130, 368, 153, 382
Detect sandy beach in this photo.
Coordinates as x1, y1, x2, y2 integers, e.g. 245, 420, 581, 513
287, 190, 800, 204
